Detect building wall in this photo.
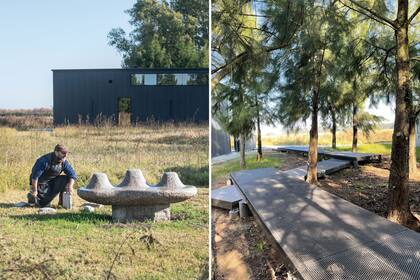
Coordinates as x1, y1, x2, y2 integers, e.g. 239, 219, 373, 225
211, 119, 231, 157
211, 119, 257, 157
52, 68, 208, 124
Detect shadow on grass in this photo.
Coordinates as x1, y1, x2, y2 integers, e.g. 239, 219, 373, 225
11, 212, 112, 224
165, 166, 209, 187
0, 203, 19, 208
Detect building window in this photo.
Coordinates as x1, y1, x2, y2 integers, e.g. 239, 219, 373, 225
131, 74, 157, 85
186, 73, 208, 85
131, 73, 208, 86
157, 74, 177, 85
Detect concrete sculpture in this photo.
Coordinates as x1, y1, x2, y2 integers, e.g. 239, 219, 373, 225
77, 169, 197, 222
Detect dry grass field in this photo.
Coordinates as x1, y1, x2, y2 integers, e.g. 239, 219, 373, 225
262, 128, 393, 147
0, 123, 209, 279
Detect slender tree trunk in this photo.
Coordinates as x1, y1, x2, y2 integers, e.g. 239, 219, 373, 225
409, 116, 418, 178
240, 133, 246, 169
307, 94, 319, 184
256, 109, 263, 161
331, 108, 337, 149
352, 104, 358, 153
307, 45, 326, 184
387, 1, 411, 225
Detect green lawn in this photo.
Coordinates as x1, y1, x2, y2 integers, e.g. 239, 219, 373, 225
0, 125, 209, 280
212, 152, 283, 183
334, 143, 420, 161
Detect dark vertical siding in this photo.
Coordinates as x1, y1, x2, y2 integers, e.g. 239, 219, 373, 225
211, 119, 231, 157
53, 68, 208, 125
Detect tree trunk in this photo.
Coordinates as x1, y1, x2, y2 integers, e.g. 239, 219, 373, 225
307, 46, 325, 184
240, 133, 246, 169
256, 109, 263, 161
331, 109, 337, 149
409, 116, 417, 178
307, 92, 319, 184
387, 1, 411, 225
352, 104, 358, 153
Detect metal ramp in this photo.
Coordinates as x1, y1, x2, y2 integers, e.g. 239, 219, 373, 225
285, 159, 352, 180
230, 168, 420, 280
212, 159, 352, 209
211, 185, 244, 209
274, 146, 382, 163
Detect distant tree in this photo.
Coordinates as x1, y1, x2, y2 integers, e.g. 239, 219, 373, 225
213, 66, 255, 168
319, 81, 347, 149
212, 0, 267, 168
244, 61, 278, 160
276, 2, 350, 183
351, 108, 385, 151
108, 0, 208, 68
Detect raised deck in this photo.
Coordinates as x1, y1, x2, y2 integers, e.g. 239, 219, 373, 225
230, 168, 420, 280
284, 159, 352, 180
274, 146, 382, 163
211, 185, 244, 210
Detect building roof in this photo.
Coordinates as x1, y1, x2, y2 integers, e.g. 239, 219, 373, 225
51, 67, 208, 72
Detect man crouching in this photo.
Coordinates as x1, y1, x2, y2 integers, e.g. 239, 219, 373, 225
28, 144, 77, 208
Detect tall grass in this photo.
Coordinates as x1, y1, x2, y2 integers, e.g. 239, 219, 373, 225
0, 123, 209, 279
263, 128, 393, 147
0, 123, 209, 193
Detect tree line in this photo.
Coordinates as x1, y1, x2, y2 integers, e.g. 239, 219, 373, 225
212, 0, 419, 228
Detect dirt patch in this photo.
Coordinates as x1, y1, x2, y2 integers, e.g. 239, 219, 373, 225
276, 152, 308, 171
318, 157, 420, 230
212, 209, 288, 280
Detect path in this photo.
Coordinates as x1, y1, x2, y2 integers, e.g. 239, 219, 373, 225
230, 167, 420, 279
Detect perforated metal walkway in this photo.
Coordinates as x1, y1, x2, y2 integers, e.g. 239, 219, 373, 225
275, 146, 382, 163
230, 168, 420, 280
211, 185, 244, 209
212, 158, 352, 209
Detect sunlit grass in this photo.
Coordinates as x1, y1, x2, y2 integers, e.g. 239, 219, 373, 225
263, 128, 393, 147
212, 152, 283, 183
0, 124, 208, 192
0, 124, 209, 279
334, 143, 420, 161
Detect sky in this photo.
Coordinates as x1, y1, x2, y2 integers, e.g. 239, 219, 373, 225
0, 0, 135, 109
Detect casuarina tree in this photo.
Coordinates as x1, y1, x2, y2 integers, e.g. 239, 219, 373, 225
108, 0, 208, 68
336, 0, 419, 226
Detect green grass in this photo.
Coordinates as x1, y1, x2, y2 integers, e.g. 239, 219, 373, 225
334, 143, 420, 161
0, 124, 209, 279
212, 152, 283, 183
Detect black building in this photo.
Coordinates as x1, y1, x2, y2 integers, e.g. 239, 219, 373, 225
52, 68, 208, 125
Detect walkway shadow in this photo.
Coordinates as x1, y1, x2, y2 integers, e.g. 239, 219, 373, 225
11, 212, 112, 224
165, 166, 209, 187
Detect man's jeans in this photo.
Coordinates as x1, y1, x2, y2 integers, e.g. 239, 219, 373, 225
28, 175, 69, 207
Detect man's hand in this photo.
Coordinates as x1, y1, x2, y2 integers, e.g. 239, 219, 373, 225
30, 189, 38, 197
66, 178, 75, 194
